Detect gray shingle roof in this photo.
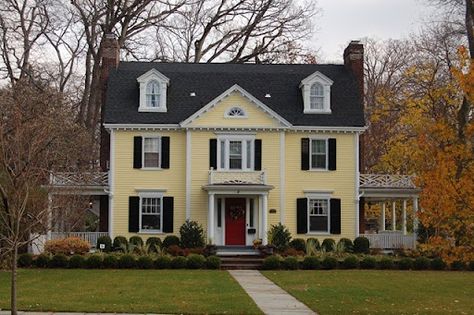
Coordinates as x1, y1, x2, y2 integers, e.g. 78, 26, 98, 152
104, 62, 365, 127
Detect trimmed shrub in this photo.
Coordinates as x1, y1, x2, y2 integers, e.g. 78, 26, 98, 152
163, 235, 180, 248
398, 258, 413, 270
68, 255, 86, 268
129, 236, 144, 247
353, 237, 370, 254
283, 256, 299, 270
307, 238, 321, 250
450, 260, 465, 271
146, 237, 162, 252
378, 257, 394, 270
206, 256, 221, 269
322, 256, 338, 269
289, 239, 306, 252
102, 255, 118, 268
171, 256, 187, 269
113, 236, 128, 251
17, 253, 33, 268
187, 254, 206, 269
469, 261, 474, 271
154, 256, 172, 269
360, 256, 377, 269
44, 237, 90, 255
262, 256, 282, 270
321, 239, 336, 252
413, 257, 430, 270
49, 254, 68, 268
85, 255, 103, 269
34, 254, 50, 268
342, 255, 359, 269
430, 257, 446, 270
179, 220, 205, 249
337, 238, 354, 253
302, 256, 320, 270
137, 256, 154, 269
268, 223, 291, 252
281, 248, 304, 257
305, 238, 320, 256
96, 236, 112, 252
118, 254, 136, 269
167, 245, 184, 256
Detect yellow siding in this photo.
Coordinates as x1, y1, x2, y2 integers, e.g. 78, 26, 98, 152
187, 92, 282, 128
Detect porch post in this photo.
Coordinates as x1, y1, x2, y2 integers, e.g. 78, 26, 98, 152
381, 202, 386, 231
402, 199, 407, 235
208, 193, 215, 243
391, 201, 396, 231
262, 193, 268, 245
47, 193, 52, 241
413, 196, 419, 247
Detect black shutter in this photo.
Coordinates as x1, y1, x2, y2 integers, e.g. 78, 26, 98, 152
162, 197, 174, 233
161, 136, 170, 169
297, 198, 308, 234
330, 198, 341, 234
128, 196, 140, 233
133, 136, 142, 169
301, 138, 310, 170
209, 139, 217, 169
328, 138, 337, 171
254, 139, 262, 170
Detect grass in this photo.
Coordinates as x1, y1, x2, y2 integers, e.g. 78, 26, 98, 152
262, 270, 474, 315
0, 269, 261, 314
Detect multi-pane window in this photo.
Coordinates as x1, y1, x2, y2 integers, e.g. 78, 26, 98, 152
146, 80, 160, 108
309, 199, 329, 232
144, 137, 160, 168
218, 138, 254, 170
311, 139, 327, 169
141, 197, 161, 231
310, 83, 324, 110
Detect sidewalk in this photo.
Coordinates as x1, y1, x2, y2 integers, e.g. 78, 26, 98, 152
229, 270, 317, 315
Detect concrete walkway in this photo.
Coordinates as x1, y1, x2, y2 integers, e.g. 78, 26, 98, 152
229, 270, 316, 315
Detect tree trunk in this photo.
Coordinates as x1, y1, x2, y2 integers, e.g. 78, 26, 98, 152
10, 243, 18, 315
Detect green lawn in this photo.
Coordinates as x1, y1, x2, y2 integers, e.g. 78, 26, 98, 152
262, 270, 474, 315
0, 269, 261, 314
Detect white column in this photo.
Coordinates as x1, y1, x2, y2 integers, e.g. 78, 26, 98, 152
392, 201, 396, 231
413, 197, 419, 246
402, 199, 407, 235
279, 131, 285, 224
262, 193, 268, 245
381, 202, 386, 231
185, 130, 192, 220
208, 193, 215, 243
47, 193, 52, 240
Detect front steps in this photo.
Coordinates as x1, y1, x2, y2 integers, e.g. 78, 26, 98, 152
216, 246, 264, 269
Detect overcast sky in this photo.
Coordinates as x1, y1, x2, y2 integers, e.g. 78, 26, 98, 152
313, 0, 439, 62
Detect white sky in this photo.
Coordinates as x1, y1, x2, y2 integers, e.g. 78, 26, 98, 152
312, 0, 439, 63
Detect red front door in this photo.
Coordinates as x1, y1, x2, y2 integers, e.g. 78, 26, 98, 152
225, 198, 246, 245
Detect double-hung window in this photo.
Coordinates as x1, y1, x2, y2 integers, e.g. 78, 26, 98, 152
140, 196, 162, 232
311, 139, 327, 169
308, 199, 329, 233
143, 137, 161, 168
310, 83, 324, 110
146, 80, 161, 108
218, 137, 254, 170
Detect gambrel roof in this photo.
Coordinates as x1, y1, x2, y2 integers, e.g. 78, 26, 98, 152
103, 62, 365, 127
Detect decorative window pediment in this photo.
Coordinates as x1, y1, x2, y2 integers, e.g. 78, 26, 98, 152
225, 106, 247, 118
300, 71, 333, 114
137, 69, 170, 112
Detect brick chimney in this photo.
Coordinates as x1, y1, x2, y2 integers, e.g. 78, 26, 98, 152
100, 33, 120, 172
343, 40, 364, 100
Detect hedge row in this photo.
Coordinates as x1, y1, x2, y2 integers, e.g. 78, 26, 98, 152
18, 253, 221, 270
262, 255, 474, 271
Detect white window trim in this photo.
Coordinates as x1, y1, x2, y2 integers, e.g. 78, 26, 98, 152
138, 192, 163, 234
217, 135, 255, 171
224, 106, 248, 119
306, 193, 331, 234
300, 72, 333, 114
309, 137, 328, 171
142, 136, 162, 170
137, 69, 169, 112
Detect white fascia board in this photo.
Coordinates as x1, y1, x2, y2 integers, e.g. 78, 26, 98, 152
299, 71, 334, 87
136, 68, 170, 85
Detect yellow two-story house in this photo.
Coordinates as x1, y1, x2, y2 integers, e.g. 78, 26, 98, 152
101, 41, 366, 246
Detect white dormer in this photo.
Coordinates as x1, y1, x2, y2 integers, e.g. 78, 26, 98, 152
300, 71, 333, 114
137, 69, 170, 112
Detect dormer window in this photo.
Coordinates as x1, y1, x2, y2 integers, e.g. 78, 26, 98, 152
300, 71, 333, 114
225, 106, 247, 118
137, 69, 170, 112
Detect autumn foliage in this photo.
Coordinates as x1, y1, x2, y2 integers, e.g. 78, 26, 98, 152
44, 237, 91, 255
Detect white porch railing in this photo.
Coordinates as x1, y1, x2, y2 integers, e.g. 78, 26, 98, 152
50, 232, 109, 247
209, 170, 266, 185
359, 174, 416, 189
50, 172, 108, 187
362, 233, 415, 249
